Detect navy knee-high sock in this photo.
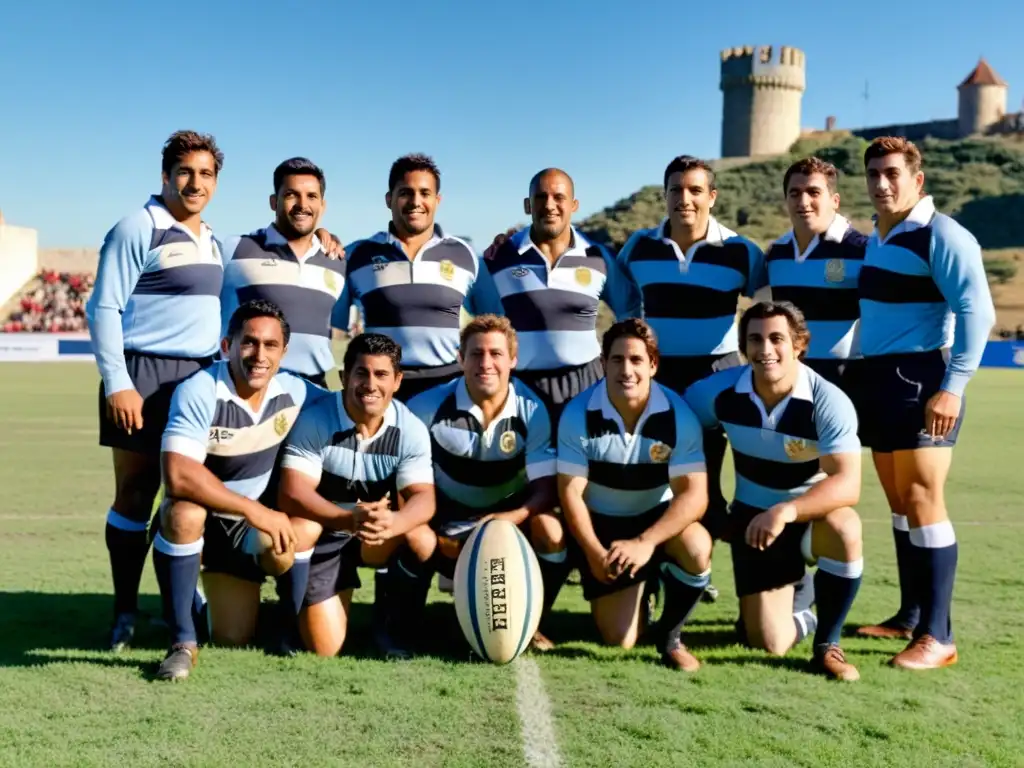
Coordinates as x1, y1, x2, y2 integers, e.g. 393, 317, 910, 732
106, 509, 153, 617
536, 549, 570, 615
813, 557, 863, 649
892, 513, 922, 628
910, 521, 957, 645
386, 547, 433, 638
659, 562, 710, 653
152, 533, 203, 646
276, 548, 314, 618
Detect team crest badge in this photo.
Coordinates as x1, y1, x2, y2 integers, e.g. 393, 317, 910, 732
783, 437, 817, 461
439, 260, 455, 281
323, 270, 337, 291
574, 267, 591, 287
825, 259, 845, 283
499, 431, 517, 454
274, 413, 289, 437
371, 254, 389, 271
648, 442, 670, 463
511, 267, 529, 278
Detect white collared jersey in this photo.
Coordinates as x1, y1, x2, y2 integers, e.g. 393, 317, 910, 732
406, 376, 556, 521
556, 380, 705, 518
161, 361, 324, 502
221, 224, 347, 377
683, 363, 860, 510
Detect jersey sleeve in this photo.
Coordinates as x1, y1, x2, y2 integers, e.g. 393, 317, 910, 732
743, 239, 769, 298
556, 399, 589, 478
85, 213, 150, 394
280, 402, 330, 483
396, 413, 435, 490
815, 387, 861, 456
330, 241, 360, 331
681, 375, 722, 431
217, 235, 243, 340
524, 397, 556, 481
160, 371, 215, 463
929, 218, 997, 397
669, 398, 707, 478
465, 258, 504, 317
599, 244, 643, 320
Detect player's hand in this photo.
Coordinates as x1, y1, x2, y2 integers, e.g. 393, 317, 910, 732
355, 499, 395, 545
745, 503, 796, 551
924, 390, 961, 439
584, 545, 613, 584
315, 228, 346, 260
482, 227, 518, 261
106, 389, 144, 434
250, 507, 297, 555
605, 538, 656, 580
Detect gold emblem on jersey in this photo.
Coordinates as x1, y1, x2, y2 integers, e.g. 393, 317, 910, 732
825, 258, 845, 283
439, 259, 455, 281
783, 437, 817, 461
274, 413, 290, 437
499, 430, 517, 454
575, 267, 592, 286
324, 270, 338, 291
649, 442, 670, 463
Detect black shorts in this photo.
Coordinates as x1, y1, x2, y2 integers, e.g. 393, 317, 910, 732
202, 514, 267, 584
516, 357, 604, 431
725, 501, 808, 598
305, 531, 363, 607
580, 506, 666, 602
98, 351, 213, 454
855, 350, 965, 453
656, 351, 744, 395
392, 361, 463, 403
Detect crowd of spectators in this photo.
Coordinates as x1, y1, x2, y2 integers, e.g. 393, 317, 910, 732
2, 270, 94, 332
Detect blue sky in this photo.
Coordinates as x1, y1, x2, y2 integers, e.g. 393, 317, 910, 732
1, 0, 1020, 250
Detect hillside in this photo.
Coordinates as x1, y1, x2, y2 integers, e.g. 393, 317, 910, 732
579, 134, 1024, 336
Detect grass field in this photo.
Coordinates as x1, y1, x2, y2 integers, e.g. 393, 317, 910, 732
1, 363, 1022, 767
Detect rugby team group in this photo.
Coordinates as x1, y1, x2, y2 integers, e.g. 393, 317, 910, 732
83, 129, 995, 683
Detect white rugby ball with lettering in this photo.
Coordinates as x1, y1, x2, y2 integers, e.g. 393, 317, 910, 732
453, 519, 544, 664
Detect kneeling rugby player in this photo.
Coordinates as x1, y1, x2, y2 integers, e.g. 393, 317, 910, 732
684, 300, 864, 680
154, 299, 326, 681
557, 319, 713, 671
278, 333, 436, 658
407, 315, 565, 650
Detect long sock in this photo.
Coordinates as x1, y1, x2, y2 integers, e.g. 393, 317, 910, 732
373, 567, 389, 629
105, 509, 152, 617
793, 570, 816, 613
659, 562, 710, 652
793, 608, 818, 644
386, 548, 433, 639
536, 549, 570, 615
892, 513, 921, 628
276, 549, 314, 618
152, 533, 203, 646
813, 557, 864, 647
909, 522, 957, 645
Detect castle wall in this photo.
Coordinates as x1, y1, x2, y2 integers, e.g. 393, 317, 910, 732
852, 119, 960, 142
959, 84, 1008, 136
0, 225, 39, 307
720, 46, 806, 158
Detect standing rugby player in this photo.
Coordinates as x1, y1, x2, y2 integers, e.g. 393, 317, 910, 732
853, 137, 995, 669
86, 130, 225, 651
685, 301, 865, 681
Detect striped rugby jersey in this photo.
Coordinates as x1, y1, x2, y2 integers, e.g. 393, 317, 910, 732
616, 216, 767, 359
406, 376, 556, 522
475, 227, 643, 370
765, 214, 868, 360
161, 360, 323, 505
858, 196, 995, 397
86, 196, 224, 395
556, 380, 706, 518
683, 363, 860, 511
334, 224, 484, 370
221, 224, 347, 377
279, 393, 433, 507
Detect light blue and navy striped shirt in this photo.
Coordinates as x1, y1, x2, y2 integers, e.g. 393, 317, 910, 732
86, 196, 224, 394
221, 224, 347, 378
161, 361, 322, 505
617, 216, 767, 359
333, 224, 484, 370
683, 363, 860, 511
557, 380, 706, 518
280, 393, 434, 507
475, 227, 642, 370
858, 196, 996, 397
407, 376, 555, 521
766, 214, 868, 360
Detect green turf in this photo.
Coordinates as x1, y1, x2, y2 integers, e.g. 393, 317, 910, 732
1, 363, 1021, 767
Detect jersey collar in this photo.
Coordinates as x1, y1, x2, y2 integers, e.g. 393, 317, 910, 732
454, 376, 519, 430
774, 213, 850, 262
872, 195, 936, 243
261, 223, 323, 262
215, 360, 285, 423
146, 195, 214, 245
590, 379, 670, 437
337, 395, 398, 444
513, 226, 591, 258
655, 215, 736, 265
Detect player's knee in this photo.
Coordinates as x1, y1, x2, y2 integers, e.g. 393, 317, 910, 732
597, 623, 637, 650
529, 514, 564, 554
113, 463, 161, 516
667, 522, 712, 574
405, 523, 437, 562
290, 517, 322, 551
824, 507, 862, 552
161, 499, 206, 543
211, 624, 254, 648
259, 547, 295, 577
901, 481, 940, 516
747, 626, 791, 657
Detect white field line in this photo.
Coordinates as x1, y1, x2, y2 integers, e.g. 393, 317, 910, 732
515, 657, 563, 768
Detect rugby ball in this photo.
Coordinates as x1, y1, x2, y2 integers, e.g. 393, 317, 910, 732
453, 519, 544, 664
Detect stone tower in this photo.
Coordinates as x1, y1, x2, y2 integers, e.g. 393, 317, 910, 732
958, 58, 1008, 137
720, 45, 806, 158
